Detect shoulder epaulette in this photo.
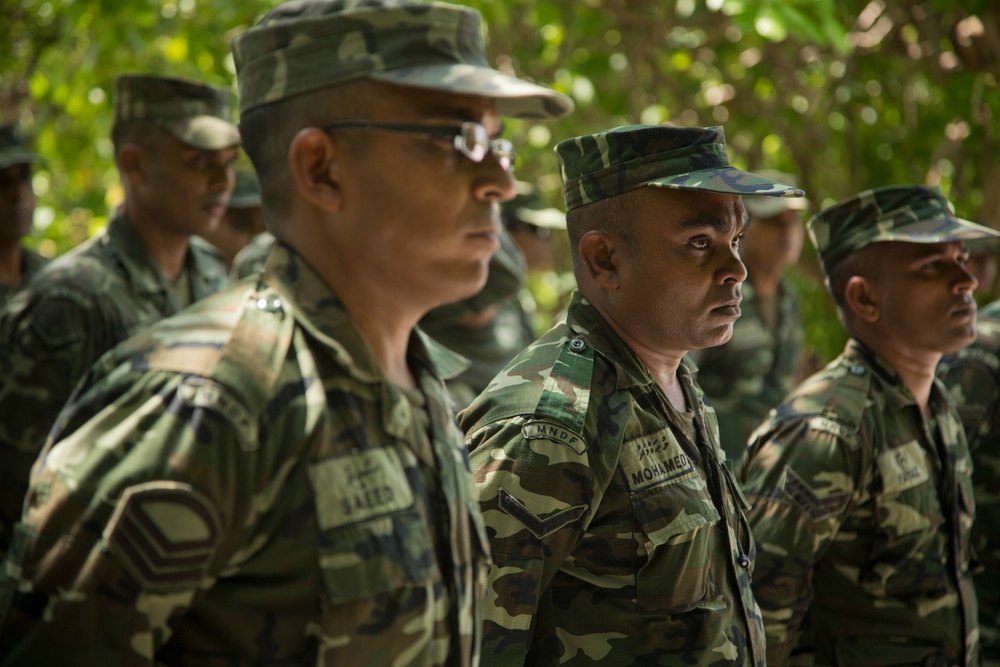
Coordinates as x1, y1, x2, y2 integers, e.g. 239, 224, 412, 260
142, 284, 296, 448
769, 357, 873, 449
531, 335, 595, 437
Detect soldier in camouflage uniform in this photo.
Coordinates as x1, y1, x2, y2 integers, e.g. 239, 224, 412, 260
740, 184, 996, 666
940, 299, 1000, 665
0, 74, 236, 557
692, 170, 808, 463
0, 0, 572, 664
460, 124, 804, 667
0, 123, 48, 310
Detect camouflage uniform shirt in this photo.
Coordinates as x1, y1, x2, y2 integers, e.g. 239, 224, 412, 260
0, 242, 491, 665
0, 246, 48, 310
0, 209, 227, 557
461, 290, 766, 667
740, 339, 979, 667
692, 277, 804, 463
939, 299, 1000, 662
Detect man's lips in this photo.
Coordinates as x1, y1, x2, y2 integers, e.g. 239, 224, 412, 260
950, 302, 976, 319
712, 299, 742, 318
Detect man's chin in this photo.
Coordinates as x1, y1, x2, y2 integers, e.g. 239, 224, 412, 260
691, 325, 734, 351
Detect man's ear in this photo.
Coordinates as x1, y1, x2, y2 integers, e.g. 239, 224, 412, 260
579, 230, 620, 290
843, 275, 880, 323
288, 127, 343, 213
117, 144, 146, 185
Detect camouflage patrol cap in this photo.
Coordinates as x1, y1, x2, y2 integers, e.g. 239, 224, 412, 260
230, 0, 573, 119
807, 184, 1000, 275
0, 124, 43, 170
555, 124, 804, 213
114, 74, 240, 150
501, 181, 566, 230
229, 169, 262, 209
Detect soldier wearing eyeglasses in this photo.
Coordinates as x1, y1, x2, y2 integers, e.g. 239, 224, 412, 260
0, 0, 571, 664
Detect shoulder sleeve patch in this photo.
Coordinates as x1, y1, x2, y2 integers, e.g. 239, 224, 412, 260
104, 481, 223, 592
177, 377, 258, 451
806, 415, 860, 450
521, 420, 586, 455
782, 467, 851, 522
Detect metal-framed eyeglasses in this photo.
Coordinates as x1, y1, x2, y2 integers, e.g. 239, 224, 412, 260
324, 120, 515, 171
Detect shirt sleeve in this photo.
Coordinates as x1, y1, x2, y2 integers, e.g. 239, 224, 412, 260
467, 416, 595, 667
739, 415, 864, 666
0, 369, 256, 665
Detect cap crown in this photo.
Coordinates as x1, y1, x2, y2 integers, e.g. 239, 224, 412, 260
807, 184, 1000, 274
114, 74, 232, 124
555, 124, 802, 212
231, 0, 572, 118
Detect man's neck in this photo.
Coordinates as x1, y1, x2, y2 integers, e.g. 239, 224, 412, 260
0, 240, 23, 287
858, 335, 939, 413
123, 204, 191, 281
592, 298, 688, 410
292, 231, 422, 390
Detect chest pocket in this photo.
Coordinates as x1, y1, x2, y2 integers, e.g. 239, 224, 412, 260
863, 440, 948, 596
621, 427, 722, 614
308, 446, 436, 603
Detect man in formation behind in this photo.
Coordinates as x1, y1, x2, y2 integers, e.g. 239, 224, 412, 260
741, 185, 993, 666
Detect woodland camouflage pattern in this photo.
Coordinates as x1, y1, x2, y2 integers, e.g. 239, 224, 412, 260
939, 298, 1000, 661
461, 291, 766, 667
0, 244, 491, 665
807, 184, 1000, 274
693, 278, 804, 463
740, 340, 980, 667
0, 210, 227, 559
231, 0, 573, 119
554, 124, 804, 212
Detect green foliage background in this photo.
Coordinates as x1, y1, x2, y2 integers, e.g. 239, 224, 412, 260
3, 0, 999, 365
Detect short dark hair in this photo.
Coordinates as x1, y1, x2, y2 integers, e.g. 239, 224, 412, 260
566, 192, 636, 273
827, 243, 884, 310
238, 79, 373, 220
111, 119, 165, 164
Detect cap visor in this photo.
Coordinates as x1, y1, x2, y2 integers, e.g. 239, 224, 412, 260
744, 196, 810, 218
160, 116, 240, 150
370, 64, 574, 120
646, 166, 806, 198
873, 216, 1000, 244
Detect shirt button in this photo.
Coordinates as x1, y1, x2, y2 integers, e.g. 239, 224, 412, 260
569, 338, 587, 352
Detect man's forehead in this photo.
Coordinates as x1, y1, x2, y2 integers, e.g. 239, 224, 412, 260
374, 84, 502, 128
